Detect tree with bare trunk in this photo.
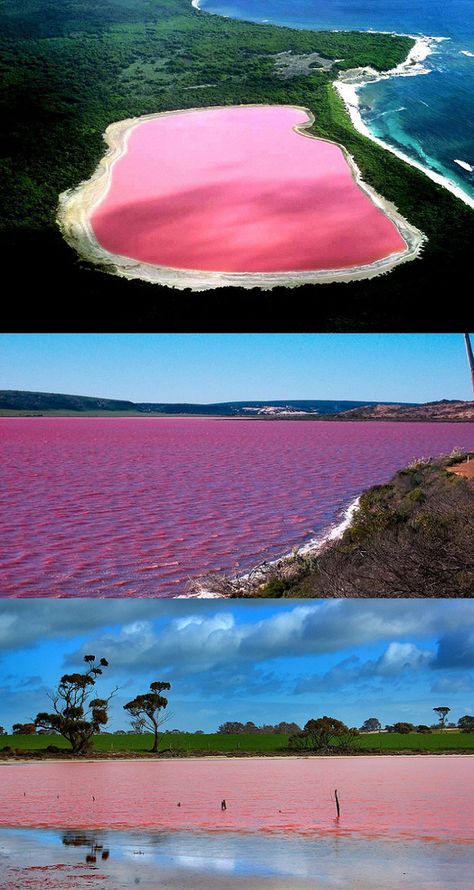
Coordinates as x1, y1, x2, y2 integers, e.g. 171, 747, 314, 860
123, 681, 171, 753
34, 655, 115, 754
433, 706, 450, 729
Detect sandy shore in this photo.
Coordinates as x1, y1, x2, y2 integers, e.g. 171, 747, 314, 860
57, 105, 424, 292
1, 752, 470, 764
335, 34, 474, 211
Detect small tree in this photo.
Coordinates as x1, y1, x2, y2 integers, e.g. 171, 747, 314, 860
123, 681, 171, 753
12, 722, 36, 735
458, 715, 474, 733
360, 717, 381, 733
0, 726, 5, 735
34, 655, 114, 755
218, 722, 245, 734
433, 706, 450, 729
289, 717, 359, 752
392, 722, 414, 734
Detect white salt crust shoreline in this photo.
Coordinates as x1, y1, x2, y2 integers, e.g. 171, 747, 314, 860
57, 105, 423, 291
179, 496, 361, 598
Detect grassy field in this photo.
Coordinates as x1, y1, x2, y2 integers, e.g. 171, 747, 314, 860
2, 731, 473, 754
2, 0, 473, 330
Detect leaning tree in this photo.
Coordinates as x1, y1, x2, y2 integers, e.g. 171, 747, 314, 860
34, 655, 115, 754
123, 681, 171, 753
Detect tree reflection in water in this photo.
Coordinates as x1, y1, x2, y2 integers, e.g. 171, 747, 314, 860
62, 831, 110, 864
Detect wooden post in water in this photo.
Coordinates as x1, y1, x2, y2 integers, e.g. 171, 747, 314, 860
334, 789, 340, 818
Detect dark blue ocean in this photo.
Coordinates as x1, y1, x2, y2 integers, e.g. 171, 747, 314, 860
199, 0, 474, 202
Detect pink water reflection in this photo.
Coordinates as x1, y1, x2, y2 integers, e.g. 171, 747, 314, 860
1, 758, 472, 842
90, 106, 407, 273
1, 418, 472, 595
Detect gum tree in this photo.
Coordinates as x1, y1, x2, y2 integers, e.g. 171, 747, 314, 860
289, 717, 359, 752
433, 706, 450, 729
34, 655, 115, 754
360, 717, 381, 733
124, 681, 171, 753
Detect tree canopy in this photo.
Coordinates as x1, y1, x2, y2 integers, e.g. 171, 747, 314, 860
123, 681, 171, 753
34, 655, 114, 754
433, 706, 450, 728
360, 717, 381, 732
458, 715, 474, 733
289, 717, 359, 752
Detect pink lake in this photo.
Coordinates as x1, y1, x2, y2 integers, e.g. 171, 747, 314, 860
1, 758, 472, 842
90, 106, 407, 273
0, 418, 473, 596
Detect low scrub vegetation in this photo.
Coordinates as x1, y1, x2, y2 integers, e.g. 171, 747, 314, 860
259, 453, 474, 596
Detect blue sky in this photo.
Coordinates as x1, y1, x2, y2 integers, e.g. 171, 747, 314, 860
1, 334, 473, 402
1, 599, 473, 732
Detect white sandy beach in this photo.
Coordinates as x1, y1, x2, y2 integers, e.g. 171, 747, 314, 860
335, 34, 474, 211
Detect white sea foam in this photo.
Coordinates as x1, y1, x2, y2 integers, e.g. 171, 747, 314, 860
460, 50, 474, 58
335, 35, 474, 210
454, 159, 474, 173
371, 106, 406, 120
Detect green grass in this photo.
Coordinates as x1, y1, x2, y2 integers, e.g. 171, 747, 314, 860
356, 732, 474, 752
3, 731, 473, 754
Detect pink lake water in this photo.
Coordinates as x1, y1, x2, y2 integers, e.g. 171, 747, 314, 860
90, 106, 407, 273
0, 418, 473, 596
1, 758, 472, 842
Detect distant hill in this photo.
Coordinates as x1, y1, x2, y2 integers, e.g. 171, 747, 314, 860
0, 390, 415, 417
1, 391, 471, 420
335, 400, 474, 422
0, 390, 137, 413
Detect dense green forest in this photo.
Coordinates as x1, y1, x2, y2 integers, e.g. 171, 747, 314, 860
1, 0, 473, 328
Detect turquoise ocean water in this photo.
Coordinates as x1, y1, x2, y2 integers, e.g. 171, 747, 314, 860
199, 0, 474, 203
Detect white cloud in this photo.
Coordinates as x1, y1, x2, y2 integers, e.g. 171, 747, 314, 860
376, 642, 433, 675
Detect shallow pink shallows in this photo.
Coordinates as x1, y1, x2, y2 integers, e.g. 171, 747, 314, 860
90, 106, 406, 272
1, 759, 472, 841
1, 418, 473, 596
